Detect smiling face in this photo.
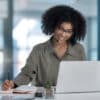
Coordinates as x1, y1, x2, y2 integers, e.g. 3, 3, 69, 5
53, 22, 73, 44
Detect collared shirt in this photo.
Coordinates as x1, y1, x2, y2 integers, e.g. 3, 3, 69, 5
14, 38, 86, 87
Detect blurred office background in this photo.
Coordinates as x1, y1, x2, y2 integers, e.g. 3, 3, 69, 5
0, 0, 99, 83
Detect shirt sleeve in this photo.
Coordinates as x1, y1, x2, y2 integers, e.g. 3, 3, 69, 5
14, 46, 39, 86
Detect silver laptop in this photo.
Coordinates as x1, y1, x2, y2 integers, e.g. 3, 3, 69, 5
56, 61, 100, 93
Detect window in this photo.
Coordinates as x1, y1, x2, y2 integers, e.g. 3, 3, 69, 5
13, 17, 50, 77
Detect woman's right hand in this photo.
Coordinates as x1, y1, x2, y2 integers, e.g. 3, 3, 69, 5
2, 80, 14, 91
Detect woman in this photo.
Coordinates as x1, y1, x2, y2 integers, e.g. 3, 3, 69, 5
2, 5, 86, 90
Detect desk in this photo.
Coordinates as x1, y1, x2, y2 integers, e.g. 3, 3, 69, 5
0, 92, 100, 100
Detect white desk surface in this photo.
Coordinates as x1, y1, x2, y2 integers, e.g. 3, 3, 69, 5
0, 93, 100, 100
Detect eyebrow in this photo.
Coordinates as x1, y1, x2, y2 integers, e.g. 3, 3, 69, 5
60, 27, 73, 32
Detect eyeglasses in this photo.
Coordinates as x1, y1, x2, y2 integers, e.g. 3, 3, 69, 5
57, 26, 73, 34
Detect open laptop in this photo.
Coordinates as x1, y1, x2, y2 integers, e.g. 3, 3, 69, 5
56, 61, 100, 94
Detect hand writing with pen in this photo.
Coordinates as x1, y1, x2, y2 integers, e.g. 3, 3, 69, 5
2, 71, 15, 91
2, 80, 14, 91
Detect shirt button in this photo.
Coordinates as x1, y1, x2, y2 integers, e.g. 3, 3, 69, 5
32, 70, 36, 74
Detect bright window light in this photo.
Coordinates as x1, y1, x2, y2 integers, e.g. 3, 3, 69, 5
28, 35, 50, 49
0, 52, 3, 64
13, 18, 37, 47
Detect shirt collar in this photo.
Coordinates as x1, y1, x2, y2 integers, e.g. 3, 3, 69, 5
47, 37, 55, 54
67, 43, 74, 55
67, 42, 80, 57
47, 37, 75, 56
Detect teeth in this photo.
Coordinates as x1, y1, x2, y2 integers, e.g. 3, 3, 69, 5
59, 38, 64, 41
58, 39, 64, 43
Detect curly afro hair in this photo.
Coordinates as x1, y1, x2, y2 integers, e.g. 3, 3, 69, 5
41, 5, 86, 45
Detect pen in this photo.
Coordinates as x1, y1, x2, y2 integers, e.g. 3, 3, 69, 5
7, 71, 12, 90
